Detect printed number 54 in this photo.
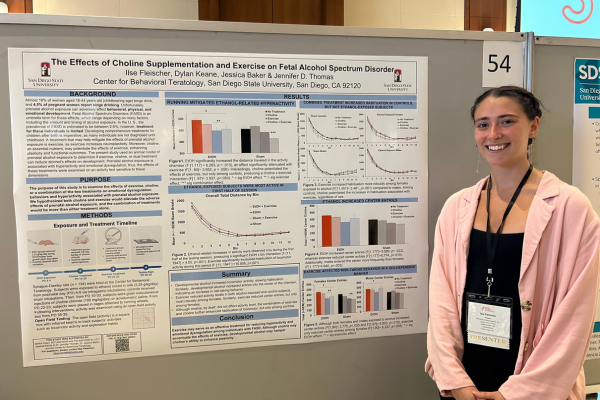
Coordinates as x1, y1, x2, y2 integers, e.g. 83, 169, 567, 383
488, 54, 511, 72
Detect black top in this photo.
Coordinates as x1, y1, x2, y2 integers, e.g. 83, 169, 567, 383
461, 228, 524, 392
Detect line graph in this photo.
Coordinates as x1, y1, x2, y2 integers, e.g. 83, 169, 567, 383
367, 116, 417, 141
190, 202, 290, 238
308, 117, 360, 142
366, 148, 417, 176
308, 150, 358, 177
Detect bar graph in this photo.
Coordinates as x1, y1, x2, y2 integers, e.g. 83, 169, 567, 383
321, 215, 405, 247
365, 287, 405, 311
368, 219, 406, 245
190, 120, 280, 154
315, 289, 357, 315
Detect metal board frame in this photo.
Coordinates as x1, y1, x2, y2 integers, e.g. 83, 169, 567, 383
0, 14, 526, 400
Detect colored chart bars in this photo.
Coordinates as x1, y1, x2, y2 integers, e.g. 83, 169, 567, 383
368, 220, 405, 245
191, 120, 279, 154
321, 216, 406, 247
365, 288, 405, 311
321, 216, 360, 247
316, 291, 357, 315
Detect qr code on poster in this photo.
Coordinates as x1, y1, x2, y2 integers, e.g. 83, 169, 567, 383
115, 338, 130, 353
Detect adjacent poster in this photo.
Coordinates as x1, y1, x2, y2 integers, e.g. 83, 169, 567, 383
573, 58, 600, 360
9, 48, 428, 366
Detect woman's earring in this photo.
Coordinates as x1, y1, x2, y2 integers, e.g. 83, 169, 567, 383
476, 151, 481, 174
527, 136, 535, 163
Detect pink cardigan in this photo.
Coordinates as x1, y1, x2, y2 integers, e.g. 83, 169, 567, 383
426, 171, 600, 400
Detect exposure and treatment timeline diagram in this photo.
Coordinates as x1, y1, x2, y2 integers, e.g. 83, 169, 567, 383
10, 48, 428, 366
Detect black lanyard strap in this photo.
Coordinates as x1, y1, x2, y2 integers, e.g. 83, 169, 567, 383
486, 164, 533, 280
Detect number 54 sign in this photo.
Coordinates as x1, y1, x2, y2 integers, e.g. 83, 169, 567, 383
482, 41, 525, 88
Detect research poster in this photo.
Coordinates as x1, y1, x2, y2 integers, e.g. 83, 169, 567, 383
573, 58, 600, 360
9, 48, 428, 366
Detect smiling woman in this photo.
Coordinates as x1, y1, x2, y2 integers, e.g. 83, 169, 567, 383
426, 86, 600, 400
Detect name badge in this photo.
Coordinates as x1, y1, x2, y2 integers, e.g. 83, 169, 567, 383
466, 293, 513, 350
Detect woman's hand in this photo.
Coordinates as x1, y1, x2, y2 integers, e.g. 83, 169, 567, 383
472, 390, 506, 400
450, 386, 478, 400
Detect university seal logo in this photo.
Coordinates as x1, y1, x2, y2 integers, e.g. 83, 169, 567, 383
41, 62, 50, 77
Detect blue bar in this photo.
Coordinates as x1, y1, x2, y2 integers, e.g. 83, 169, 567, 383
171, 266, 298, 282
341, 222, 351, 246
212, 130, 223, 153
590, 107, 600, 119
26, 175, 162, 184
325, 297, 331, 315
24, 90, 159, 98
165, 92, 416, 101
169, 183, 297, 194
172, 309, 299, 326
166, 99, 296, 107
301, 198, 418, 205
28, 210, 162, 221
375, 293, 379, 311
303, 265, 417, 279
595, 322, 600, 333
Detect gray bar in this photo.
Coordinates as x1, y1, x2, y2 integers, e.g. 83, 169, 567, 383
350, 218, 360, 246
270, 138, 279, 153
343, 295, 347, 314
377, 220, 387, 245
397, 224, 406, 244
387, 223, 396, 245
260, 131, 270, 153
250, 126, 260, 153
222, 129, 232, 154
391, 291, 396, 310
347, 298, 353, 314
351, 298, 356, 313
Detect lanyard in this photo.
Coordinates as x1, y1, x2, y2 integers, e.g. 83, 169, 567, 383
485, 163, 533, 296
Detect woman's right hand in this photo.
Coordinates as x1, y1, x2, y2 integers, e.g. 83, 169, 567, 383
451, 386, 478, 400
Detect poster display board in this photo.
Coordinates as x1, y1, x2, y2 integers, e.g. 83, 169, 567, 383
573, 58, 600, 360
9, 48, 429, 366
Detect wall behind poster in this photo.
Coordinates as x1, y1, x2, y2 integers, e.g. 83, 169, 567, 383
0, 15, 526, 400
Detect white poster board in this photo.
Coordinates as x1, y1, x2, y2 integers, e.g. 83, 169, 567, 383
9, 48, 429, 366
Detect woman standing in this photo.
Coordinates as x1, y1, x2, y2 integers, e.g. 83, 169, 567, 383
426, 86, 600, 400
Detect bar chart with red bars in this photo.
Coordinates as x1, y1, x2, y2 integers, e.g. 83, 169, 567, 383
365, 288, 404, 311
315, 290, 357, 315
321, 215, 406, 247
190, 120, 279, 154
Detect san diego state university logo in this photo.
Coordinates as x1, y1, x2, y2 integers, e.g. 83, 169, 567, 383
41, 62, 50, 77
394, 69, 402, 82
563, 0, 594, 24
